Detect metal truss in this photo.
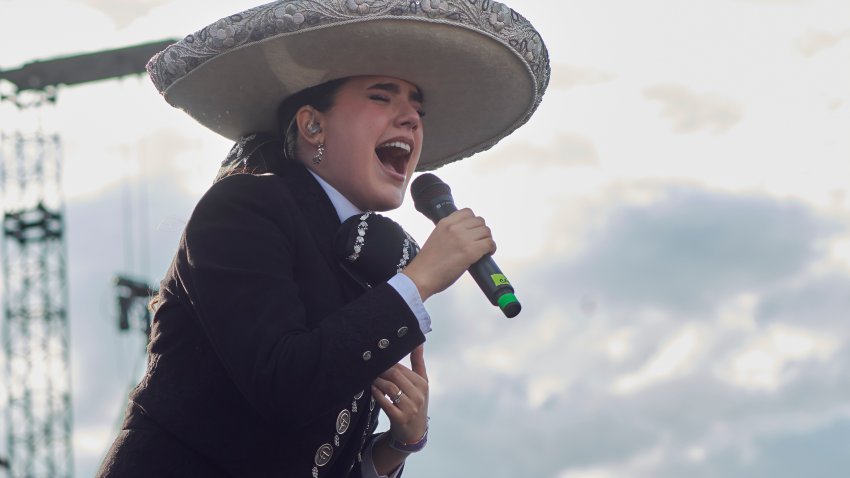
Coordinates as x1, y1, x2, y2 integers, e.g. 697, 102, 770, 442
1, 132, 73, 478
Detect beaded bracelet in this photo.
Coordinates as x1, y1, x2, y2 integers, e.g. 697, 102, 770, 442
388, 427, 428, 453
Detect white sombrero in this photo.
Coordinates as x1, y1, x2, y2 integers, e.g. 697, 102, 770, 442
147, 0, 550, 171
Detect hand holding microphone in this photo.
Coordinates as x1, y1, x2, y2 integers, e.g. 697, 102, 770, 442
402, 208, 494, 298
403, 174, 521, 318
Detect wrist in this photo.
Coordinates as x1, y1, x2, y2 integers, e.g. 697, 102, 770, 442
401, 264, 433, 302
389, 426, 428, 454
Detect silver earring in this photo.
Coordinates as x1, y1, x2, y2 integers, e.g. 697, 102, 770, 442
312, 142, 325, 164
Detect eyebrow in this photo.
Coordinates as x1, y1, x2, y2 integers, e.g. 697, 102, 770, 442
367, 82, 424, 103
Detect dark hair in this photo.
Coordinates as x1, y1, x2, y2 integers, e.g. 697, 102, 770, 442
210, 78, 349, 185
277, 78, 349, 160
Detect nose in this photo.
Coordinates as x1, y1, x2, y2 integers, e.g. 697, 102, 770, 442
396, 102, 421, 131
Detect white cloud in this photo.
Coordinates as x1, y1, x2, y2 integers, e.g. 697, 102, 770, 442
644, 84, 743, 134
740, 0, 810, 4
603, 327, 634, 361
550, 64, 616, 90
795, 29, 850, 56
1, 1, 115, 68
527, 375, 569, 409
542, 184, 843, 314
75, 0, 170, 29
718, 324, 841, 391
74, 424, 114, 462
613, 328, 700, 395
827, 234, 850, 266
558, 445, 667, 478
480, 131, 600, 168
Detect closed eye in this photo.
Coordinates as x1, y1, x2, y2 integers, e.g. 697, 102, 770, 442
369, 91, 425, 117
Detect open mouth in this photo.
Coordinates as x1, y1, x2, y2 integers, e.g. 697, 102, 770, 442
375, 139, 412, 179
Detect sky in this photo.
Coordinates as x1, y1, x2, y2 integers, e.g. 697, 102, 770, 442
1, 0, 849, 477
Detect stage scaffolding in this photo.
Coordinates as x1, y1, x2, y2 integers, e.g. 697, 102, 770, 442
0, 39, 175, 477
1, 131, 72, 478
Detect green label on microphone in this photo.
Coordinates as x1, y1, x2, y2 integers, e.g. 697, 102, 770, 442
491, 274, 510, 286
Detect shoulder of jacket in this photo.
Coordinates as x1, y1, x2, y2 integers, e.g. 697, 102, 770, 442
187, 173, 300, 232
206, 172, 292, 201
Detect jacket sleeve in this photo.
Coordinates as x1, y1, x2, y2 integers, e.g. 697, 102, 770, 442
176, 174, 425, 425
355, 432, 406, 478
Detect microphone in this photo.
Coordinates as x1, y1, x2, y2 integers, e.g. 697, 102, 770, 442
410, 173, 521, 318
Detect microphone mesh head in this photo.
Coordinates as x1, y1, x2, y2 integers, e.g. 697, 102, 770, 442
411, 173, 452, 216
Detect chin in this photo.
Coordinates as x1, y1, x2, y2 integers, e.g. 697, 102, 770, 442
370, 199, 404, 212
367, 191, 405, 212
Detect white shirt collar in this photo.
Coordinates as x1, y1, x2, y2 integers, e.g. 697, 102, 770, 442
307, 169, 363, 222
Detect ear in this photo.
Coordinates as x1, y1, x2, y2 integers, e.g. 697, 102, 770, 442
295, 106, 324, 146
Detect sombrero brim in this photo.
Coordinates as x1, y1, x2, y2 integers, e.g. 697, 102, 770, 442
147, 0, 550, 171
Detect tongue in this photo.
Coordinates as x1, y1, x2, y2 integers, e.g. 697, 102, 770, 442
376, 147, 407, 175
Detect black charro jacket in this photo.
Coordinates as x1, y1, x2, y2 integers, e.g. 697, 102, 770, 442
98, 150, 425, 477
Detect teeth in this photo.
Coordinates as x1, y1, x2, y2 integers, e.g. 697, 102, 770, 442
376, 141, 411, 153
